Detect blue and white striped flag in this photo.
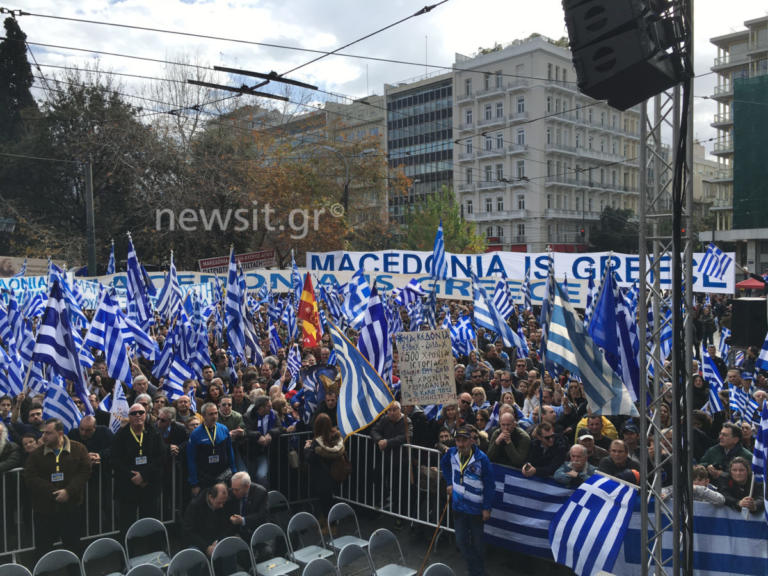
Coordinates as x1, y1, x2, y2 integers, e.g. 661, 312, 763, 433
225, 246, 247, 361
32, 280, 92, 414
752, 402, 767, 484
81, 290, 133, 386
719, 326, 731, 360
43, 384, 83, 432
358, 287, 391, 385
269, 323, 282, 356
0, 345, 24, 397
697, 243, 733, 281
393, 278, 427, 306
125, 235, 154, 330
486, 401, 500, 430
103, 382, 129, 433
287, 343, 302, 379
473, 274, 524, 353
342, 269, 371, 330
756, 330, 768, 372
155, 251, 182, 321
583, 267, 596, 328
549, 474, 638, 576
729, 385, 749, 417
165, 355, 194, 400
329, 321, 393, 438
539, 255, 556, 370
734, 350, 745, 367
702, 349, 726, 413
430, 220, 448, 280
291, 250, 303, 307
546, 281, 638, 416
659, 307, 673, 361
281, 297, 298, 340
493, 280, 514, 320
12, 257, 26, 278
106, 240, 115, 275
407, 299, 424, 331
521, 268, 532, 312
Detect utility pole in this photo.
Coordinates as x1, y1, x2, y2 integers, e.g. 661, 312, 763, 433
84, 156, 96, 275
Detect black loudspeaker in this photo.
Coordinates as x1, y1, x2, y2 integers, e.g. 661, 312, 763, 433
562, 0, 687, 110
730, 298, 767, 348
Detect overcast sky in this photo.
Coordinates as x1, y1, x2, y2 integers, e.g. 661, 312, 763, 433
9, 0, 767, 153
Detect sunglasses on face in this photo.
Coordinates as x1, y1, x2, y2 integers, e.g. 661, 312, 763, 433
129, 411, 146, 416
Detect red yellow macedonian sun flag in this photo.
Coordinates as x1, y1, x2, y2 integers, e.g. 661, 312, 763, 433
298, 273, 322, 348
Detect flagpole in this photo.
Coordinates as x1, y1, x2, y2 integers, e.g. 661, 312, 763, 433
743, 475, 756, 519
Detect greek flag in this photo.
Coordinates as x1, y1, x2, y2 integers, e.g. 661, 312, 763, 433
12, 257, 26, 278
393, 278, 427, 306
269, 323, 282, 355
342, 269, 371, 330
125, 235, 154, 330
329, 321, 393, 438
659, 307, 673, 361
493, 280, 514, 319
583, 267, 596, 328
729, 385, 748, 417
734, 350, 745, 367
697, 243, 733, 281
546, 281, 638, 417
165, 355, 193, 400
0, 345, 24, 397
430, 220, 448, 280
291, 250, 303, 306
455, 315, 476, 356
702, 349, 725, 413
287, 343, 302, 379
43, 383, 83, 432
756, 330, 768, 372
155, 252, 182, 321
151, 327, 175, 380
752, 402, 768, 485
104, 382, 129, 433
117, 307, 158, 361
719, 327, 731, 360
281, 297, 298, 340
319, 284, 344, 323
521, 268, 532, 311
81, 290, 133, 386
358, 287, 390, 385
549, 474, 638, 576
106, 240, 115, 275
539, 256, 556, 368
384, 297, 403, 336
473, 275, 524, 353
32, 280, 92, 414
486, 401, 500, 430
225, 246, 247, 361
22, 292, 46, 320
407, 299, 424, 330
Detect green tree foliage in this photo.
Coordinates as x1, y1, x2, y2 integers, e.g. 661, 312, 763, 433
588, 206, 639, 253
0, 17, 37, 143
403, 187, 486, 253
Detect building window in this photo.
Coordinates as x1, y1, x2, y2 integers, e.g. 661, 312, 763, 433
497, 226, 504, 237
496, 102, 504, 118
465, 78, 472, 96
516, 129, 525, 145
563, 69, 567, 84
465, 109, 473, 125
466, 200, 473, 214
517, 195, 525, 210
548, 63, 553, 80
485, 165, 493, 181
496, 132, 504, 149
600, 168, 605, 185
588, 108, 593, 123
496, 71, 503, 88
588, 136, 593, 150
517, 223, 525, 237
546, 128, 552, 145
485, 197, 493, 212
575, 133, 581, 148
485, 135, 493, 151
575, 164, 581, 181
547, 96, 552, 113
547, 194, 552, 209
497, 196, 504, 211
588, 197, 593, 211
486, 226, 493, 238
547, 160, 553, 177
466, 168, 473, 184
517, 96, 525, 114
485, 104, 492, 121
575, 196, 581, 211
465, 140, 473, 154
600, 112, 605, 126
496, 164, 504, 181
484, 73, 491, 90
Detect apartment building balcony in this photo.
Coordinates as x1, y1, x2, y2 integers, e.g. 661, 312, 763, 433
712, 53, 750, 71
545, 174, 638, 195
507, 143, 528, 155
458, 121, 475, 132
457, 183, 475, 193
476, 147, 505, 159
471, 209, 527, 222
506, 78, 529, 92
545, 208, 601, 221
544, 79, 578, 93
703, 168, 733, 183
477, 115, 507, 129
712, 140, 734, 155
458, 150, 474, 162
747, 37, 768, 55
508, 111, 530, 124
476, 84, 507, 99
711, 113, 733, 128
711, 85, 734, 100
477, 180, 505, 191
710, 198, 732, 212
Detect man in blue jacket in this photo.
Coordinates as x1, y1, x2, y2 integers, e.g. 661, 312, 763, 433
188, 402, 236, 496
440, 425, 495, 576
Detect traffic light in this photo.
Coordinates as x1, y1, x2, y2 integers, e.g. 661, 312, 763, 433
562, 0, 688, 110
580, 227, 586, 237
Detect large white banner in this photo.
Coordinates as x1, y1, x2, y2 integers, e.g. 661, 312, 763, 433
307, 250, 736, 294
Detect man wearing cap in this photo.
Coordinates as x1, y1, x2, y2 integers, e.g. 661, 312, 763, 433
577, 429, 608, 467
440, 425, 494, 576
112, 402, 164, 538
621, 422, 641, 461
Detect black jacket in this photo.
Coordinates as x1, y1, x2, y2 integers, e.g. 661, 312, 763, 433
111, 425, 164, 495
227, 482, 268, 538
183, 492, 235, 553
68, 425, 114, 464
526, 435, 569, 478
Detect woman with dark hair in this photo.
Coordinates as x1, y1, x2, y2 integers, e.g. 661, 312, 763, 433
304, 412, 347, 523
206, 381, 224, 405
716, 456, 764, 514
691, 374, 709, 410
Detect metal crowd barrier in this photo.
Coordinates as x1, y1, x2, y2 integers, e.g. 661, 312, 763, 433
0, 431, 450, 561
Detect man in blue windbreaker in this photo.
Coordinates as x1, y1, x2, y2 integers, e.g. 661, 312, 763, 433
440, 425, 495, 576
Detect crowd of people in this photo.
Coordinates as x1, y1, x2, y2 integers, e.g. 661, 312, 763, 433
0, 290, 765, 574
